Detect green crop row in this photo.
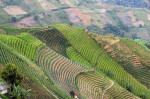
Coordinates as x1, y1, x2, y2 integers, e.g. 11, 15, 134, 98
53, 24, 103, 65
37, 47, 93, 97
53, 24, 150, 98
0, 33, 44, 61
76, 72, 137, 99
66, 46, 92, 67
0, 40, 70, 99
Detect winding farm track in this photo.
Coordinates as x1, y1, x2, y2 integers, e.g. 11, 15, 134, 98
104, 39, 120, 49
102, 80, 114, 99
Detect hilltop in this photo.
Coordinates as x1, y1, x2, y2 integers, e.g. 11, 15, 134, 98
0, 0, 150, 42
0, 24, 150, 99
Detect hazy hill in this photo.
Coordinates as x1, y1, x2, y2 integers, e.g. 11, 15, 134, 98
0, 0, 150, 42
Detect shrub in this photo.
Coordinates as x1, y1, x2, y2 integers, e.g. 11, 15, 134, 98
0, 78, 3, 82
0, 94, 8, 99
0, 63, 24, 86
139, 93, 147, 99
126, 84, 133, 93
11, 85, 31, 99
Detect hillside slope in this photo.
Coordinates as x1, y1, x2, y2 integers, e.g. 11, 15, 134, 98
0, 24, 150, 99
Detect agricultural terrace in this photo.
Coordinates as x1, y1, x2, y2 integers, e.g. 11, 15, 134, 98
0, 33, 44, 61
32, 27, 70, 57
37, 47, 93, 97
76, 72, 138, 99
0, 40, 70, 99
88, 34, 150, 88
53, 24, 150, 98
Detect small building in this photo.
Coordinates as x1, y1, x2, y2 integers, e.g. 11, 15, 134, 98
0, 82, 9, 94
70, 90, 79, 99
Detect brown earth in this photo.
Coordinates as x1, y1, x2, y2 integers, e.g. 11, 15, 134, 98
23, 77, 55, 99
127, 11, 136, 22
3, 6, 27, 16
11, 17, 39, 27
117, 12, 133, 27
60, 0, 75, 7
36, 0, 57, 11
133, 21, 144, 27
65, 8, 92, 26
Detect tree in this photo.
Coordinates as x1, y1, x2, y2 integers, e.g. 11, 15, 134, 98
132, 34, 138, 40
0, 63, 24, 86
10, 17, 16, 22
34, 15, 39, 21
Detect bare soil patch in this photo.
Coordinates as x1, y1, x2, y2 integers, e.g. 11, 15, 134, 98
127, 11, 136, 22
23, 77, 55, 99
133, 21, 144, 27
117, 12, 133, 27
3, 6, 27, 16
65, 8, 92, 26
11, 17, 39, 27
60, 0, 75, 7
36, 0, 57, 11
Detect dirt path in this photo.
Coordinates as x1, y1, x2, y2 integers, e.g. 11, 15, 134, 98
104, 39, 120, 49
102, 80, 114, 99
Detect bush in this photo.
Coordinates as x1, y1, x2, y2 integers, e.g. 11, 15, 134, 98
11, 85, 31, 99
126, 84, 133, 93
0, 94, 8, 99
10, 17, 17, 22
0, 63, 24, 86
0, 78, 3, 82
139, 93, 147, 99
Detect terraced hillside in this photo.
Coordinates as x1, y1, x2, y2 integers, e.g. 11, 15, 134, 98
88, 33, 150, 88
0, 24, 150, 99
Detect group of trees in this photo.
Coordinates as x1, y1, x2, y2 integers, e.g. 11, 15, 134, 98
78, 0, 97, 6
103, 24, 125, 37
104, 0, 148, 8
0, 63, 31, 99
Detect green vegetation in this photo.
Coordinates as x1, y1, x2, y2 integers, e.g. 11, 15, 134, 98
0, 33, 44, 61
0, 8, 10, 26
53, 24, 150, 98
0, 37, 70, 99
0, 25, 150, 99
66, 46, 92, 67
53, 24, 103, 65
0, 94, 8, 99
0, 63, 24, 86
103, 24, 124, 37
121, 38, 150, 67
104, 0, 147, 8
134, 39, 150, 51
10, 85, 31, 99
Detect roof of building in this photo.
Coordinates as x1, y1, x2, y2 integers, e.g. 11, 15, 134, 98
0, 82, 9, 91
